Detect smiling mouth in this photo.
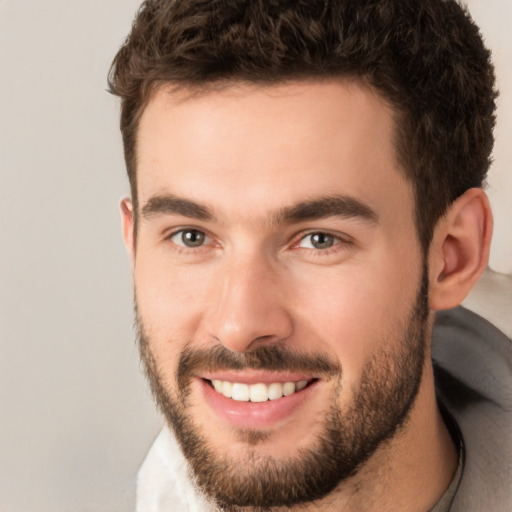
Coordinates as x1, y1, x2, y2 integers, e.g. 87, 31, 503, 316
206, 378, 317, 402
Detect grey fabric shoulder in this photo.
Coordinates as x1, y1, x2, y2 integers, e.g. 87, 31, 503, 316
432, 306, 512, 512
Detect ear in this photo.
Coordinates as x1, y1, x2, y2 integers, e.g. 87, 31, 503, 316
428, 188, 493, 310
120, 197, 136, 265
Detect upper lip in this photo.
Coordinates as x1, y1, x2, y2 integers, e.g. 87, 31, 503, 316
198, 370, 317, 385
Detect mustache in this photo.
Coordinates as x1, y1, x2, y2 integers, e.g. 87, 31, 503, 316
177, 344, 342, 387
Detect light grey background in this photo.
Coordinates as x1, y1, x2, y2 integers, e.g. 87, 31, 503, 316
0, 1, 510, 511
0, 2, 161, 511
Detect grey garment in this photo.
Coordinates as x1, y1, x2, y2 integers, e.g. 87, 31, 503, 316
428, 456, 463, 512
432, 307, 512, 512
427, 408, 465, 512
428, 458, 463, 512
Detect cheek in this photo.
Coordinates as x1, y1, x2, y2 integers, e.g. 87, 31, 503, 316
290, 252, 421, 384
134, 255, 212, 362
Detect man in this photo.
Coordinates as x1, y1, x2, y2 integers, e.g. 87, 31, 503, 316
108, 1, 511, 510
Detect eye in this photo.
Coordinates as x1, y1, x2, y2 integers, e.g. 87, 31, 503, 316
170, 229, 209, 248
297, 232, 341, 250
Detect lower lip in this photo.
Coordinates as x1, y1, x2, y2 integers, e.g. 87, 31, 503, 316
198, 378, 320, 429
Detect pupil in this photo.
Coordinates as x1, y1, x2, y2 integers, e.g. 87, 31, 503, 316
312, 233, 333, 249
183, 230, 204, 247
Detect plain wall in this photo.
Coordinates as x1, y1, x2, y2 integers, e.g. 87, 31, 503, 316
0, 2, 162, 511
468, 0, 512, 273
0, 1, 510, 511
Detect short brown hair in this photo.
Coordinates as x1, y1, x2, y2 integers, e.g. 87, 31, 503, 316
108, 0, 497, 252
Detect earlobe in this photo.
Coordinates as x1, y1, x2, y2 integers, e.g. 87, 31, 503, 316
120, 197, 135, 262
428, 188, 493, 311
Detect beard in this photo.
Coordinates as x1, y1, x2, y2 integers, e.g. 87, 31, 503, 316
136, 266, 430, 511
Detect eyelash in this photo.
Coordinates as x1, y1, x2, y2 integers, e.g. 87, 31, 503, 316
292, 231, 352, 256
165, 228, 352, 256
166, 228, 214, 253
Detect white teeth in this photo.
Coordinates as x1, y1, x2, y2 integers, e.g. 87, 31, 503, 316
212, 379, 223, 393
296, 380, 308, 391
268, 382, 283, 400
249, 383, 268, 403
210, 379, 311, 402
231, 383, 250, 401
283, 382, 296, 396
222, 381, 233, 398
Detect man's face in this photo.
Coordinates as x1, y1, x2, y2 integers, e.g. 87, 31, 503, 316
128, 81, 429, 509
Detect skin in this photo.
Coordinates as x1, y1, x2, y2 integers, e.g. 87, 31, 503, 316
122, 80, 492, 511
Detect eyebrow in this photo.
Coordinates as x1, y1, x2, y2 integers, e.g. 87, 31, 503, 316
140, 193, 378, 225
275, 195, 378, 225
141, 194, 216, 221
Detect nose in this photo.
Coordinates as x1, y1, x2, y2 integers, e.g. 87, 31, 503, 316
202, 253, 294, 352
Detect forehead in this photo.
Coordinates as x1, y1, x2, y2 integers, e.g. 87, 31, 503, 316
135, 80, 413, 226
